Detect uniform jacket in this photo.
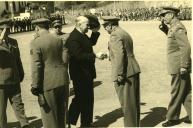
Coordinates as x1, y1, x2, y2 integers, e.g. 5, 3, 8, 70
30, 30, 69, 91
0, 37, 24, 85
52, 32, 70, 67
167, 19, 191, 74
66, 28, 100, 80
108, 26, 140, 81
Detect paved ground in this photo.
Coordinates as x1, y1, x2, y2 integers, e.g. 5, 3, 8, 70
6, 21, 192, 128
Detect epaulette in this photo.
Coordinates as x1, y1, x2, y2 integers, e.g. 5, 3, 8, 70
171, 22, 184, 33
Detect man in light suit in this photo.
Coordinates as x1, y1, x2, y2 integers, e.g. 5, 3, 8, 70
0, 18, 29, 128
30, 18, 69, 128
159, 7, 191, 127
102, 16, 141, 127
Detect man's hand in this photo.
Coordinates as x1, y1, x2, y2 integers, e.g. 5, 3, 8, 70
116, 75, 125, 85
31, 87, 40, 96
180, 67, 188, 75
159, 20, 168, 35
96, 52, 108, 60
91, 25, 100, 32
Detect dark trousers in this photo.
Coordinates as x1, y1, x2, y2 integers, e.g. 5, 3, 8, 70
40, 85, 68, 128
166, 73, 192, 121
68, 78, 94, 126
114, 74, 140, 127
0, 84, 29, 128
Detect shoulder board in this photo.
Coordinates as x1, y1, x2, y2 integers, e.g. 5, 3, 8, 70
171, 23, 185, 33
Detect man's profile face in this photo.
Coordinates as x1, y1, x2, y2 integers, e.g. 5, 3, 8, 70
54, 25, 62, 34
79, 19, 89, 34
34, 26, 40, 35
103, 24, 112, 34
163, 13, 173, 24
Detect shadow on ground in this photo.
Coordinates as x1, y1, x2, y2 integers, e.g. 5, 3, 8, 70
92, 102, 146, 127
140, 107, 167, 127
93, 108, 123, 127
7, 116, 43, 128
70, 81, 102, 96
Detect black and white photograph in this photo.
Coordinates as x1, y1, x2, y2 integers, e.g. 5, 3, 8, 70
0, 0, 192, 128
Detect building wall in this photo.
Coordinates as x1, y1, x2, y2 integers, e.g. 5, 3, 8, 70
0, 1, 27, 17
0, 2, 8, 14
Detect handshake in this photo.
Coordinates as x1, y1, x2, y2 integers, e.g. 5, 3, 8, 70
95, 52, 108, 60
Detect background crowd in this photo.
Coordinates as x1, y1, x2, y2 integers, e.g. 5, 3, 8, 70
96, 7, 192, 21
5, 14, 65, 33
1, 6, 192, 34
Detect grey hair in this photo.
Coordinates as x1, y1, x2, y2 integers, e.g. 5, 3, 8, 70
75, 16, 88, 27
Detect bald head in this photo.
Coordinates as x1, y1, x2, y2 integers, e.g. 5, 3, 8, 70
75, 16, 89, 33
75, 16, 89, 26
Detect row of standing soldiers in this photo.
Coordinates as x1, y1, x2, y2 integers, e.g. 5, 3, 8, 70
7, 14, 66, 34
97, 7, 192, 21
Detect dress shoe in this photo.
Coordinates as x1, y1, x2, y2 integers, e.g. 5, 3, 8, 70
21, 125, 30, 128
80, 123, 95, 128
184, 118, 192, 124
162, 120, 180, 127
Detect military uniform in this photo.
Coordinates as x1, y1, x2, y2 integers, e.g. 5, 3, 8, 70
0, 19, 29, 128
166, 18, 191, 121
30, 18, 69, 128
159, 7, 192, 126
102, 16, 141, 127
51, 20, 70, 127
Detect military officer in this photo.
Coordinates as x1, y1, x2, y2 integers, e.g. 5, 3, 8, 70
0, 18, 29, 128
102, 16, 141, 127
30, 18, 69, 128
52, 20, 65, 35
159, 7, 192, 127
51, 19, 70, 127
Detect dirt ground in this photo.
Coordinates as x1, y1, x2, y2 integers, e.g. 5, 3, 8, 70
6, 21, 192, 128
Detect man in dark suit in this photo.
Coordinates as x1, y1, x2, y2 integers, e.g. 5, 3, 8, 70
30, 18, 69, 128
0, 19, 29, 128
102, 16, 141, 127
159, 7, 192, 127
66, 16, 102, 127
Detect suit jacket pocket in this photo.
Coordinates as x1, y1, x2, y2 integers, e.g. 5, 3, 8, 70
44, 65, 69, 90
